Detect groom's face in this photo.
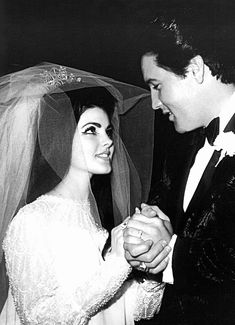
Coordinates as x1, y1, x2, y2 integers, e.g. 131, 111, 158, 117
141, 54, 207, 133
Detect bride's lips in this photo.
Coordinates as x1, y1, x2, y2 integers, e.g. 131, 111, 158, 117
95, 150, 111, 161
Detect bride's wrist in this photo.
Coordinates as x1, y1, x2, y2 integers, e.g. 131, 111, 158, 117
106, 249, 131, 268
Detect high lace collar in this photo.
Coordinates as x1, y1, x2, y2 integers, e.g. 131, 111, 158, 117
38, 194, 90, 206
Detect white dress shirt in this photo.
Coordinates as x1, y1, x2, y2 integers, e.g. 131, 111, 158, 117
163, 92, 235, 284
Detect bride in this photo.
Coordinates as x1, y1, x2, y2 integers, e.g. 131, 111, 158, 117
0, 63, 166, 324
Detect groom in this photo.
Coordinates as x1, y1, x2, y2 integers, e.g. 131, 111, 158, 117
124, 1, 235, 324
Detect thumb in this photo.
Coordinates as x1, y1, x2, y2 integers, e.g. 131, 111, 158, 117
141, 203, 158, 218
144, 239, 153, 248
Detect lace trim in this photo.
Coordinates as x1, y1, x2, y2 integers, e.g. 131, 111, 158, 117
40, 194, 90, 206
81, 254, 131, 319
3, 198, 130, 324
25, 296, 89, 325
134, 280, 165, 321
38, 194, 105, 233
40, 66, 82, 89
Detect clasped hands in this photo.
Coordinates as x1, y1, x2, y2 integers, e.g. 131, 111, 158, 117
123, 203, 173, 274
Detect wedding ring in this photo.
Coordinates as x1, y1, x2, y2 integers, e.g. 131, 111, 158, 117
138, 261, 148, 272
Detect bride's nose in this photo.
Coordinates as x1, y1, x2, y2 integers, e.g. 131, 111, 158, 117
102, 133, 113, 148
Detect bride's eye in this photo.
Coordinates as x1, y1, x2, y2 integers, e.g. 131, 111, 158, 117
106, 127, 113, 139
83, 126, 97, 135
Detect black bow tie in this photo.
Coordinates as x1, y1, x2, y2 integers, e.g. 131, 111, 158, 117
204, 117, 220, 145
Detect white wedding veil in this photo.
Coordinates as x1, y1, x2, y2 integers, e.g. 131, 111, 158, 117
0, 63, 154, 261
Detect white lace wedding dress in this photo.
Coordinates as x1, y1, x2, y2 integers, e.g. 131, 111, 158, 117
0, 195, 164, 325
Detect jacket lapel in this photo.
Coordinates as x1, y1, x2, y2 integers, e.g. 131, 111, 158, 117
184, 112, 235, 217
224, 112, 235, 133
184, 150, 220, 216
174, 129, 205, 231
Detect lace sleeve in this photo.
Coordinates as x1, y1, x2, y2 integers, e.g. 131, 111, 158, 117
3, 207, 131, 325
124, 278, 165, 321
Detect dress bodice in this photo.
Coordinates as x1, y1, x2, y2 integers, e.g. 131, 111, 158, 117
2, 195, 164, 325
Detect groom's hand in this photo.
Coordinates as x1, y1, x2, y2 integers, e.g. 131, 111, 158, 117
124, 212, 172, 243
123, 205, 173, 274
141, 203, 173, 234
124, 239, 171, 274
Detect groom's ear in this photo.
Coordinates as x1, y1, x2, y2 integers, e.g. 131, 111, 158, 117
187, 55, 205, 84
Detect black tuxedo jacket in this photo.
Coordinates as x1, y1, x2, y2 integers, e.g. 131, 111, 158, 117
148, 121, 235, 325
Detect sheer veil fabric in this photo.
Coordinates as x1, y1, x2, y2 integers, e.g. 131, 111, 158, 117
0, 62, 154, 262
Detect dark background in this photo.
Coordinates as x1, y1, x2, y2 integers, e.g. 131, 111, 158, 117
0, 0, 176, 206
0, 0, 174, 86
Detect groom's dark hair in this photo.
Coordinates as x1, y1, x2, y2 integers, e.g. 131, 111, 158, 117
139, 0, 235, 84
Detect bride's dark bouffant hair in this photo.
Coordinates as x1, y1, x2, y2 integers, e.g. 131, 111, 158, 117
26, 86, 117, 230
68, 86, 116, 123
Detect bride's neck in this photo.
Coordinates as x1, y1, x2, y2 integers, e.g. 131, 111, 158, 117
49, 167, 91, 202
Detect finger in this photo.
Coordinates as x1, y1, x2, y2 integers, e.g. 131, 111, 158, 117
129, 211, 144, 220
134, 240, 169, 263
140, 204, 158, 218
148, 256, 170, 274
124, 249, 134, 261
123, 240, 153, 257
123, 235, 144, 245
126, 260, 141, 268
163, 220, 173, 234
124, 249, 139, 263
147, 205, 170, 222
135, 207, 141, 214
124, 250, 141, 265
128, 260, 141, 268
126, 218, 153, 231
144, 244, 171, 269
141, 203, 170, 221
123, 227, 151, 242
141, 203, 148, 208
141, 203, 158, 212
129, 214, 154, 224
128, 214, 165, 228
126, 219, 165, 238
123, 227, 144, 238
124, 240, 170, 273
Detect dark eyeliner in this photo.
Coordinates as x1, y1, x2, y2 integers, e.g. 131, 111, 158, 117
82, 126, 96, 134
106, 126, 113, 139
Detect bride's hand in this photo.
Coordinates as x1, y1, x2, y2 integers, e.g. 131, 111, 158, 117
110, 218, 133, 258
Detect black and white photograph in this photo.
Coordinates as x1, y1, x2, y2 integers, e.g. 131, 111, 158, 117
1, 1, 235, 324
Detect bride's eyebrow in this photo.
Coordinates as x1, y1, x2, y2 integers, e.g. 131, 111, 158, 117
82, 122, 101, 128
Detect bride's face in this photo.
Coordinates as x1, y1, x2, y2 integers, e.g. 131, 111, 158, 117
71, 106, 114, 177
